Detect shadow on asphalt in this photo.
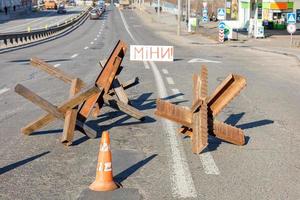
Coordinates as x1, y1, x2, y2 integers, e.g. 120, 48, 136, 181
224, 112, 274, 130
203, 112, 274, 152
30, 129, 63, 135
9, 58, 71, 63
173, 58, 184, 61
85, 92, 187, 133
114, 154, 157, 184
0, 151, 50, 175
26, 92, 187, 146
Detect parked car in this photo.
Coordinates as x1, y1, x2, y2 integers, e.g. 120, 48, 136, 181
90, 9, 100, 20
57, 4, 67, 14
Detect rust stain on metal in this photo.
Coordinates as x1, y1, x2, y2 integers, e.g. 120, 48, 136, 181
15, 40, 146, 146
155, 65, 247, 154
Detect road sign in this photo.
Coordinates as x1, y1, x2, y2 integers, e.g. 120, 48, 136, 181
287, 24, 296, 47
217, 8, 225, 20
202, 16, 208, 23
130, 45, 174, 61
218, 21, 225, 30
287, 24, 296, 34
287, 13, 296, 24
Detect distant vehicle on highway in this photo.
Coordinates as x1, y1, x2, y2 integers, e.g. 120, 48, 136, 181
67, 0, 76, 6
44, 0, 57, 10
119, 0, 130, 9
98, 1, 106, 12
89, 9, 100, 20
57, 4, 67, 14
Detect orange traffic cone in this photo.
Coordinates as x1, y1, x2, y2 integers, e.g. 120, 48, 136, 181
89, 131, 118, 191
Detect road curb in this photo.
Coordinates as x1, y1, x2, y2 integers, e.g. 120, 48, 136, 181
249, 46, 300, 64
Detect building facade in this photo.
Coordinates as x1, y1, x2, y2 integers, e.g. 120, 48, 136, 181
224, 0, 299, 29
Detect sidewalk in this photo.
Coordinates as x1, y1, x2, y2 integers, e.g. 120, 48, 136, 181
134, 3, 218, 47
240, 35, 300, 62
0, 8, 32, 23
134, 4, 300, 62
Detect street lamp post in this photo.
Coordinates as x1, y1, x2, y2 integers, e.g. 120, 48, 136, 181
158, 0, 160, 17
177, 0, 181, 35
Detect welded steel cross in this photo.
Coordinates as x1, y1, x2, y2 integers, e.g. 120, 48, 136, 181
15, 40, 145, 146
155, 66, 247, 154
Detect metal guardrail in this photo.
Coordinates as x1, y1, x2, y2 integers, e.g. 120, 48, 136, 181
0, 7, 92, 50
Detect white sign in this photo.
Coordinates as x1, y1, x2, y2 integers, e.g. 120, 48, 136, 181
217, 8, 225, 20
287, 24, 296, 34
130, 45, 174, 61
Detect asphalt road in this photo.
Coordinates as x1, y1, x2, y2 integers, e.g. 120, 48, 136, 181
0, 5, 299, 200
0, 6, 85, 33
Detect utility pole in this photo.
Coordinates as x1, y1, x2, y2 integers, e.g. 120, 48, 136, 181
187, 0, 190, 23
177, 0, 181, 35
158, 0, 160, 17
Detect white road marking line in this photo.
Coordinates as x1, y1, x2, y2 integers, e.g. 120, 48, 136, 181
143, 61, 150, 69
171, 88, 184, 100
118, 10, 137, 43
97, 35, 99, 37
54, 64, 61, 68
84, 46, 89, 50
166, 77, 175, 85
133, 24, 140, 27
71, 53, 78, 58
0, 87, 10, 95
188, 58, 222, 64
149, 61, 197, 198
90, 41, 94, 45
94, 38, 97, 41
162, 69, 169, 74
119, 9, 197, 198
199, 152, 220, 175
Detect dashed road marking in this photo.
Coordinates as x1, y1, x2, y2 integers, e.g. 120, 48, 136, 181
171, 88, 184, 100
143, 61, 150, 69
188, 58, 222, 64
199, 152, 220, 175
84, 46, 89, 50
162, 69, 169, 74
71, 53, 78, 58
94, 38, 97, 41
120, 9, 197, 198
54, 64, 61, 68
166, 77, 175, 85
0, 87, 10, 95
91, 41, 94, 45
97, 35, 99, 37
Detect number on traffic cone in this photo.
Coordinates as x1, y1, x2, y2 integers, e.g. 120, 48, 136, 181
89, 131, 118, 191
